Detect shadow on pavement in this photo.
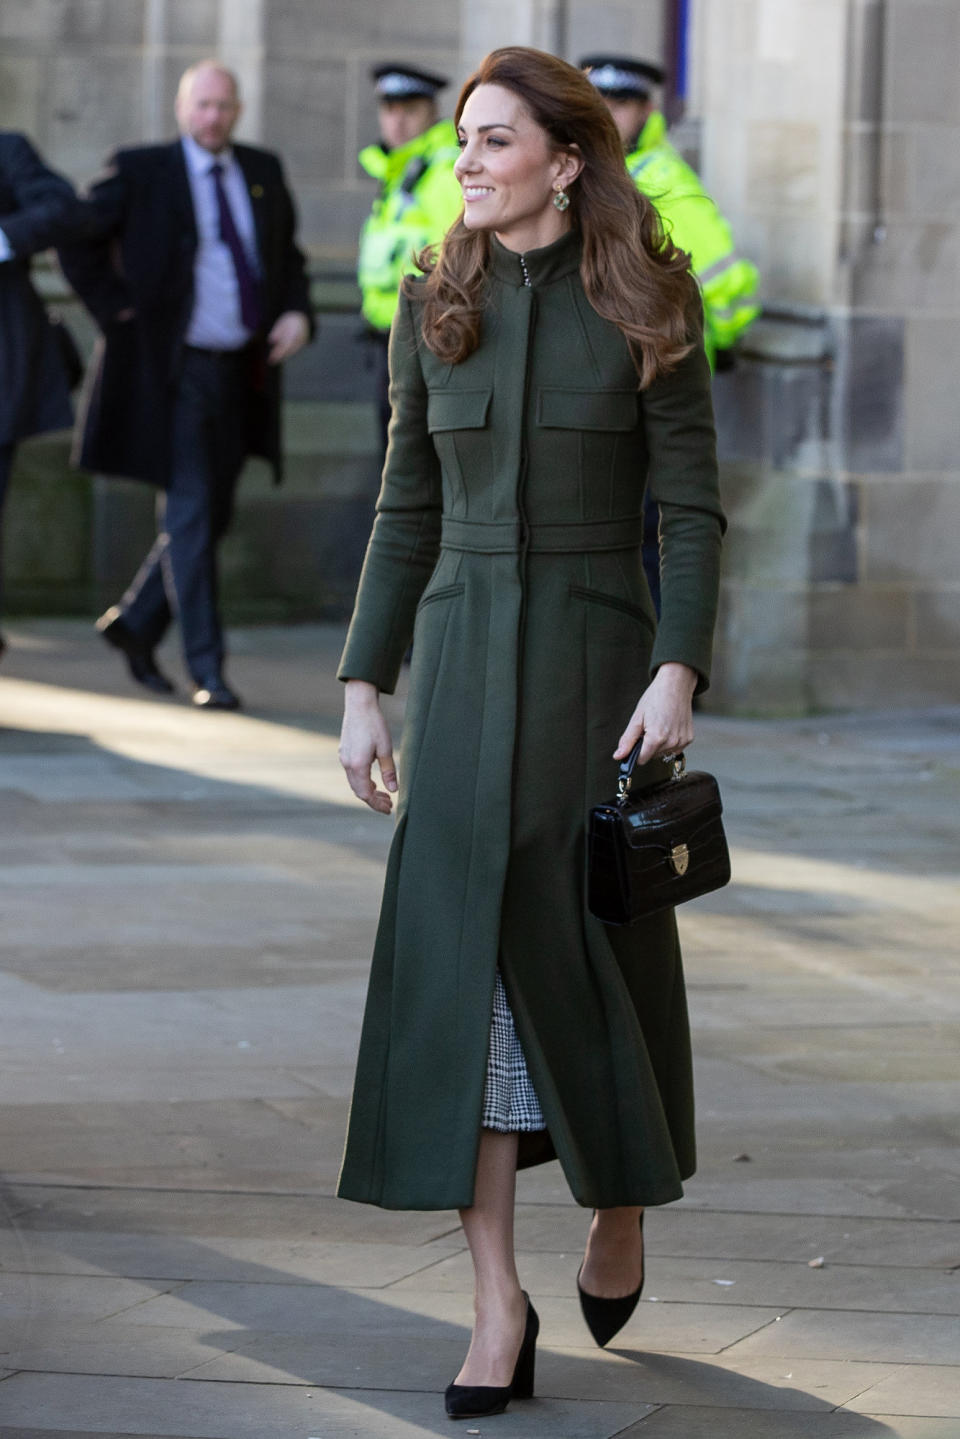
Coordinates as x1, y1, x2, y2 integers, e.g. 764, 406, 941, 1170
0, 1187, 901, 1436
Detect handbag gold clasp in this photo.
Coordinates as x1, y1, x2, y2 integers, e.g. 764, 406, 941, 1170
669, 842, 690, 876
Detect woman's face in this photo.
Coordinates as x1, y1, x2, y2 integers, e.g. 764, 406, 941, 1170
454, 83, 581, 250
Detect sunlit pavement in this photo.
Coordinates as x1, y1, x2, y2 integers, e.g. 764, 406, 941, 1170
1, 619, 958, 1439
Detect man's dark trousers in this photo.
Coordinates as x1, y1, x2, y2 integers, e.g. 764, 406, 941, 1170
121, 347, 248, 685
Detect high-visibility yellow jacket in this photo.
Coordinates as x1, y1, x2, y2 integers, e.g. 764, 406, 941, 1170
357, 119, 462, 334
626, 111, 760, 364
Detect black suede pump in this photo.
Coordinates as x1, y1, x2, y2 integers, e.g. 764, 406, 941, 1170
576, 1211, 645, 1347
444, 1292, 539, 1419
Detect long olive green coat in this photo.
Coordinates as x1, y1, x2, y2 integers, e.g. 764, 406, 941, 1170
337, 229, 725, 1211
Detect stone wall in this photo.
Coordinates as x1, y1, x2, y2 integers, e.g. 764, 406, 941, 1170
2, 0, 958, 709
694, 0, 960, 711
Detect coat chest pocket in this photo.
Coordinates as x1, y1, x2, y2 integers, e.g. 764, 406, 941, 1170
427, 388, 492, 432
538, 388, 638, 432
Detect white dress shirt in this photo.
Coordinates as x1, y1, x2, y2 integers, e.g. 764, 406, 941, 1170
181, 133, 261, 350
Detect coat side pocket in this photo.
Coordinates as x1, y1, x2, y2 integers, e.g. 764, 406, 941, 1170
416, 581, 465, 612
570, 584, 656, 637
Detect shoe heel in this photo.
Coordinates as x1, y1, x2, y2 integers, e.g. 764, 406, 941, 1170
511, 1295, 539, 1400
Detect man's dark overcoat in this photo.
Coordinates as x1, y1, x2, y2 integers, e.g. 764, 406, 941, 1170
58, 140, 312, 486
337, 230, 726, 1212
0, 132, 80, 447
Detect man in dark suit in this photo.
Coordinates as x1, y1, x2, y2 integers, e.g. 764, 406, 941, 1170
60, 60, 314, 709
0, 132, 87, 664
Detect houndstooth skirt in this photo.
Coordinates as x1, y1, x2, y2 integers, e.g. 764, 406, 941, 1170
481, 971, 546, 1133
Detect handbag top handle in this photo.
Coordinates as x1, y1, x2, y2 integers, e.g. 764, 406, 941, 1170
617, 742, 686, 804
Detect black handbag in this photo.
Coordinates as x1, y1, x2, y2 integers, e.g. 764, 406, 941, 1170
587, 742, 731, 925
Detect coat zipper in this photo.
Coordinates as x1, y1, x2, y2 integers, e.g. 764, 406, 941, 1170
511, 254, 536, 810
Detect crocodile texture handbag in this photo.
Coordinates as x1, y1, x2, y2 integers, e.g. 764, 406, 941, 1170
587, 742, 731, 925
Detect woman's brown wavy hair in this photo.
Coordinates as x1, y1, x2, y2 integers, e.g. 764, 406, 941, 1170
404, 46, 696, 388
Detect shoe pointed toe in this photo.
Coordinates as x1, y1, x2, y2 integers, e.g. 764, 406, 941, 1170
577, 1213, 645, 1347
576, 1270, 643, 1347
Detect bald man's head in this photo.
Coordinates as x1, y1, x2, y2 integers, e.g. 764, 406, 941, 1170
175, 61, 242, 153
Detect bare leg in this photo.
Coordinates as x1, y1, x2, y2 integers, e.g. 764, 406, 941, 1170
579, 1205, 645, 1298
453, 1128, 527, 1387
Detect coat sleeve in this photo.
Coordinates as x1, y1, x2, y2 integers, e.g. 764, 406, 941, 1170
0, 133, 87, 255
338, 288, 442, 693
56, 152, 133, 328
642, 300, 726, 693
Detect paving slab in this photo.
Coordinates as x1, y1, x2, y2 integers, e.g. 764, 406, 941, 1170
106, 1283, 783, 1356
844, 1365, 960, 1417
617, 1409, 949, 1437
2, 1187, 461, 1243
0, 1433, 193, 1439
0, 1324, 242, 1379
0, 1373, 655, 1438
0, 1273, 180, 1323
610, 1211, 960, 1269
727, 1309, 960, 1364
391, 1250, 960, 1315
186, 1339, 901, 1410
0, 1230, 464, 1286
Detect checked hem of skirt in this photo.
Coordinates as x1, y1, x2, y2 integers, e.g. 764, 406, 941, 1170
481, 970, 547, 1133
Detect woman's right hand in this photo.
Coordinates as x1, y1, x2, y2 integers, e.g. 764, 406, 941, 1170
339, 679, 398, 814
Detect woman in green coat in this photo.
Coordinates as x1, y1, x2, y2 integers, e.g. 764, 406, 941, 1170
338, 47, 725, 1419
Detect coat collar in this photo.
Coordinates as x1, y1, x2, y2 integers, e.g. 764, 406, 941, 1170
488, 227, 582, 288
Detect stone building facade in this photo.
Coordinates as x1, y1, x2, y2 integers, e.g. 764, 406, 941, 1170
1, 0, 957, 710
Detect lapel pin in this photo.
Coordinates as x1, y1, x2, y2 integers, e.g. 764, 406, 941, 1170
251, 183, 264, 198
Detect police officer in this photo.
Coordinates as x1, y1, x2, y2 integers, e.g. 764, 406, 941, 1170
581, 54, 760, 611
358, 64, 462, 451
581, 54, 759, 370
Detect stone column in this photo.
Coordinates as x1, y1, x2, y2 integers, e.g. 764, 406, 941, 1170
695, 0, 849, 306
461, 0, 663, 66
462, 0, 568, 62
218, 0, 265, 140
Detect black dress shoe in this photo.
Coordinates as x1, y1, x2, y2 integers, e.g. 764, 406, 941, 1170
577, 1211, 645, 1348
96, 607, 174, 695
445, 1292, 539, 1419
192, 678, 241, 711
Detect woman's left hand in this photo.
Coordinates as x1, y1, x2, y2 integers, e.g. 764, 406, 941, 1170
615, 662, 699, 766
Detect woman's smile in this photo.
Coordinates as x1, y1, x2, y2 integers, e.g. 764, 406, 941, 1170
454, 83, 580, 251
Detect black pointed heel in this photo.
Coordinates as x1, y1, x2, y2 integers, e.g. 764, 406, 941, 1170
444, 1291, 539, 1419
577, 1210, 645, 1348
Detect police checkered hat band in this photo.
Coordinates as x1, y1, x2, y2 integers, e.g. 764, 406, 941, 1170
587, 64, 648, 96
579, 55, 666, 98
372, 64, 449, 100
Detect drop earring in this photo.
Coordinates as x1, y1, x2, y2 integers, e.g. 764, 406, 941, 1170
553, 185, 570, 212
